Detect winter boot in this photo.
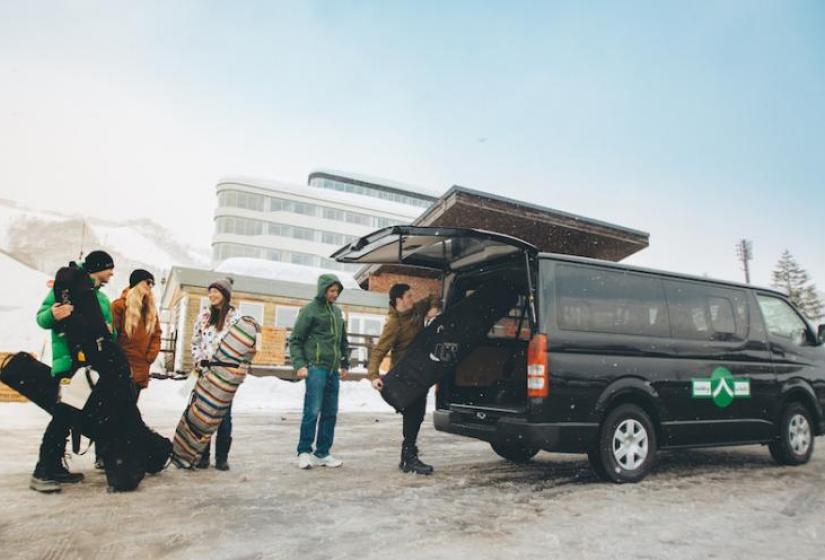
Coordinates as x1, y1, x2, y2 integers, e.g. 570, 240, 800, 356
30, 462, 61, 493
51, 457, 84, 484
215, 437, 231, 471
400, 445, 434, 475
196, 448, 210, 469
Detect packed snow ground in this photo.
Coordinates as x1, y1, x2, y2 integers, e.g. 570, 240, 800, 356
1, 378, 824, 560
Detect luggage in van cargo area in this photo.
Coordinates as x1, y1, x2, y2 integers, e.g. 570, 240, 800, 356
380, 281, 519, 412
453, 345, 527, 387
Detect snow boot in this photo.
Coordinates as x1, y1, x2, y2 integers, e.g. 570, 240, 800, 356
196, 448, 210, 469
51, 458, 84, 484
215, 437, 231, 471
400, 445, 433, 475
30, 463, 61, 493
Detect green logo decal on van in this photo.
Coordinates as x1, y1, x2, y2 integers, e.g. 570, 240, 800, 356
691, 367, 750, 408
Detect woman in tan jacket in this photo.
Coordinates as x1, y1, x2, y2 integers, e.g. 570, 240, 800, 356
111, 269, 162, 401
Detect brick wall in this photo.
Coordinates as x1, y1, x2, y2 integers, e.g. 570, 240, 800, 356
367, 272, 442, 300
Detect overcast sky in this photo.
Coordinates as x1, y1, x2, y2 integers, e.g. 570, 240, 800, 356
1, 1, 823, 289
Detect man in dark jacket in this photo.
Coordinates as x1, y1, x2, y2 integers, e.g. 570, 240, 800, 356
368, 283, 440, 474
31, 250, 115, 492
289, 274, 350, 469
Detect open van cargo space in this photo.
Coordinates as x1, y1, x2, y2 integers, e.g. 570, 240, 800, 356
441, 260, 533, 412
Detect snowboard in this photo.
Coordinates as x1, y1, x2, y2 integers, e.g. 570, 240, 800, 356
172, 316, 260, 468
380, 281, 519, 412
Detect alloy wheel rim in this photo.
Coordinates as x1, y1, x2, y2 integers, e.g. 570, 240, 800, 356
612, 419, 648, 470
789, 414, 811, 455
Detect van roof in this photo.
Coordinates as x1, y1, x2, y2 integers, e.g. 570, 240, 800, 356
538, 252, 787, 297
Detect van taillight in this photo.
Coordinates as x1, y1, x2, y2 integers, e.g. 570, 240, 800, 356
527, 333, 549, 398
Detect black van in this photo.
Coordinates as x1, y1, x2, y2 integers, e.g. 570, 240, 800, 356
333, 226, 825, 482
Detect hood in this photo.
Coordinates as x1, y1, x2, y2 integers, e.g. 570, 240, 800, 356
315, 274, 344, 302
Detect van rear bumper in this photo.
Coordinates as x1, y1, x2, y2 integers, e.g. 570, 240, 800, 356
433, 410, 598, 453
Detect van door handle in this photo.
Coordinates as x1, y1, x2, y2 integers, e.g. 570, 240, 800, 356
774, 347, 786, 359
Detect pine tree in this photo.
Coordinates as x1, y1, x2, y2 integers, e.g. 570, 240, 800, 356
771, 250, 824, 321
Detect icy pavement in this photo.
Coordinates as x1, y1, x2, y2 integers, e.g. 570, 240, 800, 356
1, 397, 824, 559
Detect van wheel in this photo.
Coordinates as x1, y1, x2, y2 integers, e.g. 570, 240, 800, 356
769, 401, 815, 465
490, 442, 539, 463
590, 404, 657, 483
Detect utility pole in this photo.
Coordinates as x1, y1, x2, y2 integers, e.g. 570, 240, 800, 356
736, 239, 753, 284
78, 219, 87, 260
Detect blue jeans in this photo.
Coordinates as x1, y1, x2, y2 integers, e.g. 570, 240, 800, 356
297, 367, 339, 457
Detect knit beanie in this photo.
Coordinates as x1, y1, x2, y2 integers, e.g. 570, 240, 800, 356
84, 250, 115, 273
208, 277, 234, 301
129, 269, 155, 288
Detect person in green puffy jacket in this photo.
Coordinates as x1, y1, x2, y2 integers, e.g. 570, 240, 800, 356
289, 274, 350, 470
30, 250, 116, 493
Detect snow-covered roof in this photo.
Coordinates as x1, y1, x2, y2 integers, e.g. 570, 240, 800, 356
162, 260, 387, 310
215, 258, 361, 289
308, 168, 441, 198
217, 176, 425, 219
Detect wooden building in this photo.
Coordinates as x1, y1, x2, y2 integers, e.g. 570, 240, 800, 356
160, 267, 390, 376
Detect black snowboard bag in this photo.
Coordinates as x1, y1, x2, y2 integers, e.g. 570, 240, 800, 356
380, 281, 519, 412
0, 352, 60, 413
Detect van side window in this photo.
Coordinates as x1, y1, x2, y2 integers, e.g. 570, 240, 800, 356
556, 265, 669, 337
664, 282, 748, 341
708, 297, 736, 334
756, 295, 810, 346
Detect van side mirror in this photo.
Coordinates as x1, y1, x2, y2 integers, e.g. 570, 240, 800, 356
818, 324, 825, 345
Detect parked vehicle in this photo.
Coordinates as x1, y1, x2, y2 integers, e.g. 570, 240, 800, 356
334, 226, 825, 482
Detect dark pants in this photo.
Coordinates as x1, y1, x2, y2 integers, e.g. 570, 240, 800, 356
37, 404, 72, 471
402, 393, 427, 448
201, 404, 233, 461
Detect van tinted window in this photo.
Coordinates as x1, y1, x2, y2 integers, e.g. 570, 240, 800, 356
664, 281, 748, 341
556, 265, 669, 337
757, 295, 809, 345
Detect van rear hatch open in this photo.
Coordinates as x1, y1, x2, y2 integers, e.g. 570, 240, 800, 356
332, 226, 541, 417
331, 225, 537, 272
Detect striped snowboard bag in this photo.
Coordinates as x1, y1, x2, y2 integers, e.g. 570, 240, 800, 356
172, 316, 260, 468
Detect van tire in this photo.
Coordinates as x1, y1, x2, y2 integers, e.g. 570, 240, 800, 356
490, 442, 539, 463
769, 401, 815, 466
590, 404, 657, 483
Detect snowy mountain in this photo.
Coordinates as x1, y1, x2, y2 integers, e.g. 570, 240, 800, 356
0, 198, 210, 299
0, 251, 51, 353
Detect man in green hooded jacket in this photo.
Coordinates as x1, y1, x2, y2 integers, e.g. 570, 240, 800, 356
30, 250, 116, 493
289, 274, 350, 470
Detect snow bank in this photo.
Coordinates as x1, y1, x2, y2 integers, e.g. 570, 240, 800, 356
138, 374, 431, 413
0, 376, 432, 428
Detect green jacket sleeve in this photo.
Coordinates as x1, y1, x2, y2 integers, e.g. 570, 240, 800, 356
339, 314, 350, 370
36, 292, 57, 330
367, 316, 398, 380
288, 305, 312, 370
